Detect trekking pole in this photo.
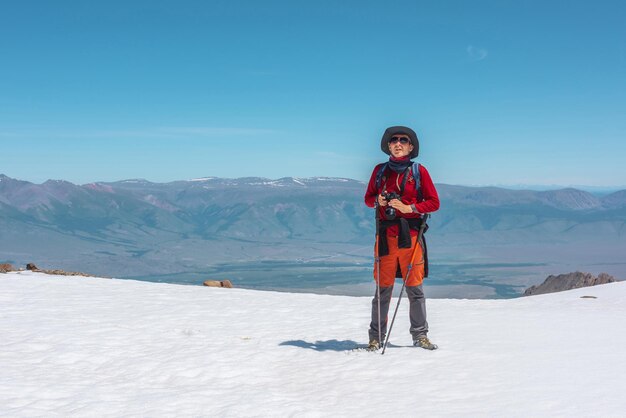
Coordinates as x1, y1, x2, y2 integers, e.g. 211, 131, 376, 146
374, 202, 382, 346
381, 213, 429, 355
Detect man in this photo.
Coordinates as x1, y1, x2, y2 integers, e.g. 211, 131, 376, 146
364, 126, 440, 351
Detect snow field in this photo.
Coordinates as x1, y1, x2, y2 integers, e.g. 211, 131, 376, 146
1, 272, 625, 417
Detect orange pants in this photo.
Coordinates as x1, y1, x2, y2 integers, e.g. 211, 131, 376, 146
374, 235, 425, 287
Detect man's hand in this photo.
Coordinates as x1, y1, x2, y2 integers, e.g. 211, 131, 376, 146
388, 199, 412, 214
377, 194, 388, 207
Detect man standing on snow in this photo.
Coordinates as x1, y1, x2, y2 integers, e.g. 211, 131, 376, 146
364, 126, 440, 351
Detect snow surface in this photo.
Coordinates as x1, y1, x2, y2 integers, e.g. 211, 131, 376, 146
188, 177, 217, 182
1, 272, 625, 417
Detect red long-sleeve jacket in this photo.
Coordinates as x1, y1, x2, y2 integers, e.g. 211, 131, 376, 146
364, 162, 440, 237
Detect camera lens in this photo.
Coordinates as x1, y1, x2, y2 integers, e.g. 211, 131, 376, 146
385, 206, 396, 220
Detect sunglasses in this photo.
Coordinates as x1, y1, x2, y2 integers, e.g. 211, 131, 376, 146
389, 136, 410, 145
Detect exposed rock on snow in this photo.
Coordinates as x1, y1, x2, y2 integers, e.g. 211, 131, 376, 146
24, 263, 97, 278
203, 279, 233, 288
524, 271, 617, 296
0, 263, 14, 273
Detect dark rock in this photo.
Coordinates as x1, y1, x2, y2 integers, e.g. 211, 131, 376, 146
524, 272, 617, 296
26, 263, 39, 271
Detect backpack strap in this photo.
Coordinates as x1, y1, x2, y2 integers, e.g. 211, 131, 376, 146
399, 167, 411, 194
375, 163, 388, 191
412, 162, 422, 201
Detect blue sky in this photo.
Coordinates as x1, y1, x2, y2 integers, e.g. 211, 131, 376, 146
1, 1, 625, 188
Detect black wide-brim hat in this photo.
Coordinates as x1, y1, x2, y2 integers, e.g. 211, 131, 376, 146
381, 126, 419, 159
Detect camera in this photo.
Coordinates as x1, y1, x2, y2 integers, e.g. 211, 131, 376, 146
381, 192, 401, 219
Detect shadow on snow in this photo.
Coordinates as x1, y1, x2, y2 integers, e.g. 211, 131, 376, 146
279, 339, 360, 351
279, 339, 405, 351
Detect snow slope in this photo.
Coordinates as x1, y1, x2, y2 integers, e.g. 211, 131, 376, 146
1, 272, 625, 417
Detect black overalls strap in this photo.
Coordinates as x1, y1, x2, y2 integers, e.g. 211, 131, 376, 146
377, 166, 416, 252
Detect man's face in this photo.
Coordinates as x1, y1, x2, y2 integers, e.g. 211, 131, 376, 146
388, 135, 414, 158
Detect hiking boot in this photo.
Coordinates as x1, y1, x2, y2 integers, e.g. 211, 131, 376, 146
413, 336, 438, 350
367, 340, 381, 351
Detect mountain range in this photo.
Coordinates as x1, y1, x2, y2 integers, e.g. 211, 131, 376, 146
1, 174, 625, 297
